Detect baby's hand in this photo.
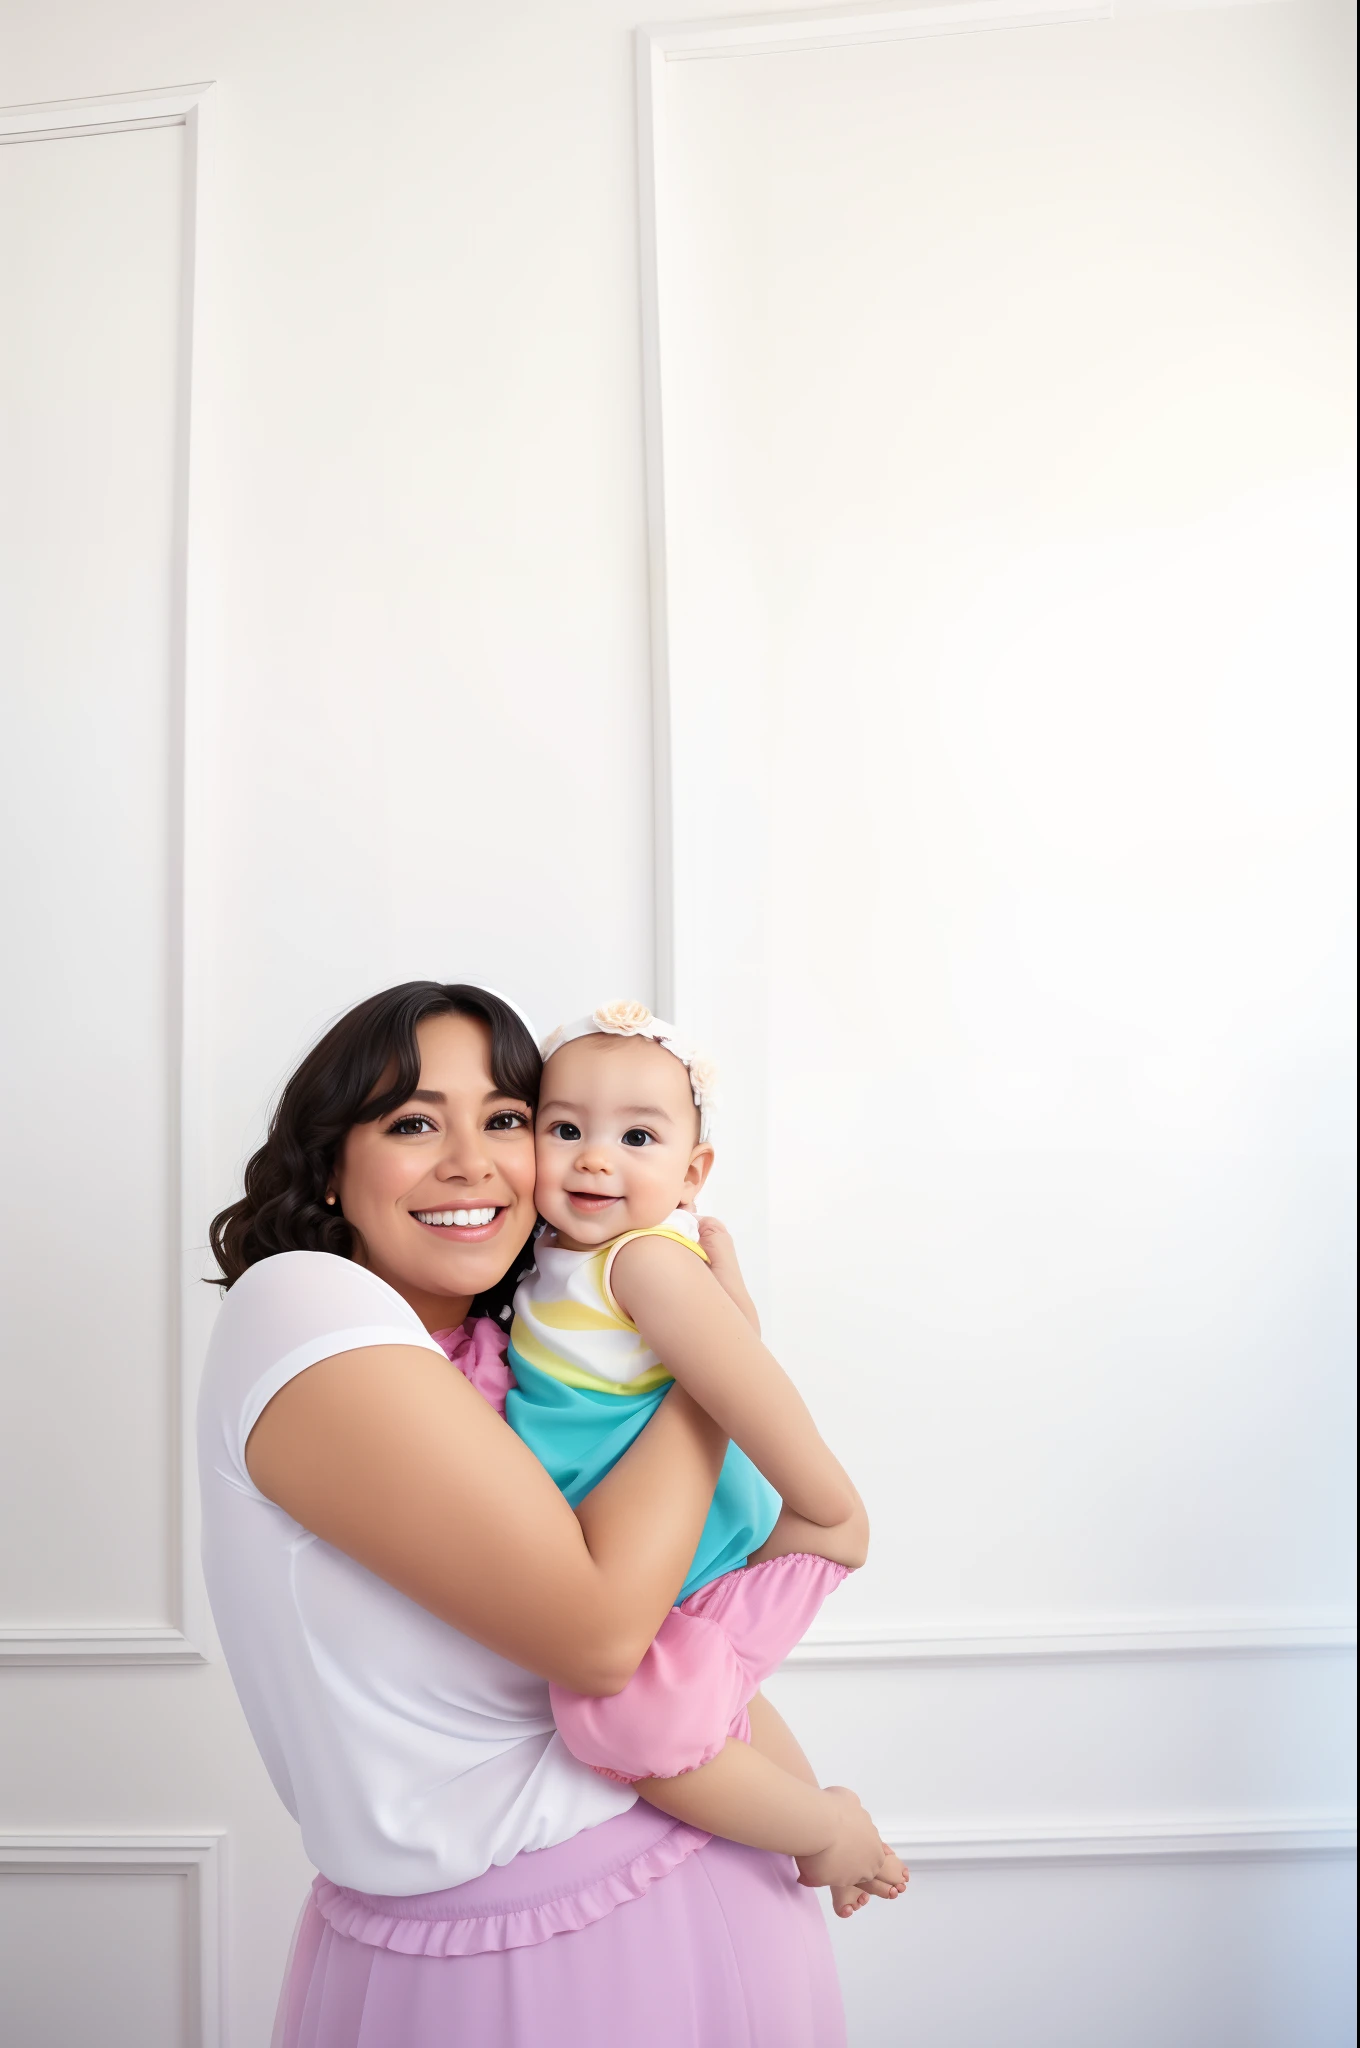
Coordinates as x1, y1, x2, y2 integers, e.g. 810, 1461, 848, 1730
695, 1216, 761, 1336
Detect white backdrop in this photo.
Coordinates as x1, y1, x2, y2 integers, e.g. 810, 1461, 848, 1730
0, 2, 1354, 2043
644, 2, 1356, 2042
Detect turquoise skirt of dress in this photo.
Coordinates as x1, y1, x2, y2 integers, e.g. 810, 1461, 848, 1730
505, 1348, 782, 1606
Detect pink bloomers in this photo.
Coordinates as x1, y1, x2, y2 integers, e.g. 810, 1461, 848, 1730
550, 1551, 848, 1783
431, 1319, 847, 1786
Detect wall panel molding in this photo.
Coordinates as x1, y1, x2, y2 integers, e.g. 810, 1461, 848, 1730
0, 1627, 208, 1667
639, 1, 1288, 1016
0, 81, 213, 145
882, 1814, 1357, 1866
786, 1612, 1358, 1669
0, 80, 217, 1666
642, 0, 1110, 80
0, 1832, 224, 2046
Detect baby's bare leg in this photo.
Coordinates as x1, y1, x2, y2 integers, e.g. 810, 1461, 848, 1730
747, 1692, 908, 1917
634, 1739, 886, 1885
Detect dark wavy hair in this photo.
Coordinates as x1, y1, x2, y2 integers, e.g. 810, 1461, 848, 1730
208, 981, 541, 1319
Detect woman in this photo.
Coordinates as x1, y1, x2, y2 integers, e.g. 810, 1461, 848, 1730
199, 980, 877, 2046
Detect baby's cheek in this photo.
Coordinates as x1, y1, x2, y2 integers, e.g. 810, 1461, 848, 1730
532, 1152, 562, 1212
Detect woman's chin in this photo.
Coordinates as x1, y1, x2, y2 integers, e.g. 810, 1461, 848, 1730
407, 1217, 529, 1300
355, 1207, 529, 1311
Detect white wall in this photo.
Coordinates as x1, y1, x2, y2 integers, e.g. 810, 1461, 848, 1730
0, 5, 716, 2039
1, 120, 183, 1633
0, 2, 1354, 2043
645, 3, 1356, 2042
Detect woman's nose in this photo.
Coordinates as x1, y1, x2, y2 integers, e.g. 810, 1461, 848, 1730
435, 1130, 493, 1181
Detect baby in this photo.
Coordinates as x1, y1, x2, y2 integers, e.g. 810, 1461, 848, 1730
504, 1000, 906, 1916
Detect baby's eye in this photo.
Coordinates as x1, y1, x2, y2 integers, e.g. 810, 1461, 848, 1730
486, 1111, 530, 1131
550, 1121, 583, 1143
388, 1113, 437, 1136
620, 1129, 655, 1148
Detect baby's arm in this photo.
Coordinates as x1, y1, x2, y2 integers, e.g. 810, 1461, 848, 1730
610, 1234, 865, 1549
697, 1218, 868, 1569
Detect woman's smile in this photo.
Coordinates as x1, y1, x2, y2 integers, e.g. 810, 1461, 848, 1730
411, 1203, 509, 1241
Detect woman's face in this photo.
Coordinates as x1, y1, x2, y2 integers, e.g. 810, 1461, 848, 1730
331, 1011, 538, 1327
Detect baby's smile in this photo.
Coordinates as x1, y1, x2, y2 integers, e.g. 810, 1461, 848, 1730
565, 1191, 623, 1214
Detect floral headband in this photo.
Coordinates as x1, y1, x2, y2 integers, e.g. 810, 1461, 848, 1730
540, 1000, 716, 1143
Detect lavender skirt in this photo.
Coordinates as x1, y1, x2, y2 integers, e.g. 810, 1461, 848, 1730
272, 1802, 845, 2048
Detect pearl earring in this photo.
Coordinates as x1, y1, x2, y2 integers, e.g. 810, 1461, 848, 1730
325, 1193, 337, 1207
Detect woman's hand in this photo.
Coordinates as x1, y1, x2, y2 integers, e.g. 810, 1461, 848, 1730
694, 1215, 760, 1336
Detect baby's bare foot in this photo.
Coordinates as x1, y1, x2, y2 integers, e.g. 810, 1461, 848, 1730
829, 1847, 908, 1919
830, 1882, 871, 1918
863, 1846, 908, 1898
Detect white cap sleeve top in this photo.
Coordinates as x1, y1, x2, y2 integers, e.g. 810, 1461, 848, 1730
197, 1250, 633, 1897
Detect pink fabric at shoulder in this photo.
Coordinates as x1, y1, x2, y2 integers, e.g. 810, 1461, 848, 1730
549, 1553, 847, 1783
430, 1318, 517, 1418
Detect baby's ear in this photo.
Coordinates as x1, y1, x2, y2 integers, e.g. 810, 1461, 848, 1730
683, 1144, 715, 1203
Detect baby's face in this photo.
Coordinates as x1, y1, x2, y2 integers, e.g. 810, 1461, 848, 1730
534, 1033, 713, 1248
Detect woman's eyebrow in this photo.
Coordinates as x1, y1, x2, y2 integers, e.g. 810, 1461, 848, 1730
407, 1087, 530, 1106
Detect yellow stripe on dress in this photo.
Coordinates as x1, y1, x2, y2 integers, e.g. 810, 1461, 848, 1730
509, 1319, 674, 1397
531, 1296, 626, 1335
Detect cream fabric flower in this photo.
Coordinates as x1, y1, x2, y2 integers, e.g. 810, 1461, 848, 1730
591, 999, 655, 1037
686, 1056, 718, 1101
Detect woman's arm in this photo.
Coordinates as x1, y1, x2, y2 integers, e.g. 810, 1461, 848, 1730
609, 1236, 865, 1544
246, 1345, 725, 1695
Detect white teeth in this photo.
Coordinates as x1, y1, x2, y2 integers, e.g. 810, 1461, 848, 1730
416, 1206, 497, 1227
